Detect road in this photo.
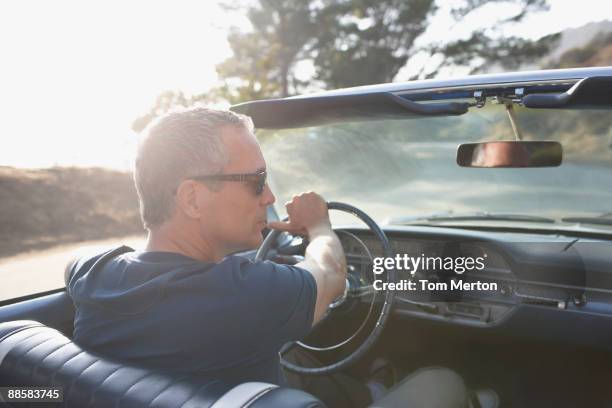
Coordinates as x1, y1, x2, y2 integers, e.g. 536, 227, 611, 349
0, 235, 145, 302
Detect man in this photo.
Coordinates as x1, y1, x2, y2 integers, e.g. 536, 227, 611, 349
67, 108, 487, 407
471, 141, 530, 167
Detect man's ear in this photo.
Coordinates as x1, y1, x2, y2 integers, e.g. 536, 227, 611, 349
175, 180, 206, 220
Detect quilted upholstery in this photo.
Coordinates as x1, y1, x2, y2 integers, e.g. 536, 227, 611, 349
0, 320, 324, 408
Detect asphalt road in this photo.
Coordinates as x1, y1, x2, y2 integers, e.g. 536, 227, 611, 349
0, 235, 145, 302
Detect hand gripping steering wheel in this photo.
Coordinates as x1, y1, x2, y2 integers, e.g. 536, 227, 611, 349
255, 202, 396, 375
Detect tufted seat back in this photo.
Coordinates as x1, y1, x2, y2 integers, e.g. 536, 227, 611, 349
0, 320, 324, 408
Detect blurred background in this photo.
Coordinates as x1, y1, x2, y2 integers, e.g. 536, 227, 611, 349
1, 0, 612, 299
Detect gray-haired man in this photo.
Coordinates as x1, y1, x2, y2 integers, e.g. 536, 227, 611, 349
68, 107, 492, 407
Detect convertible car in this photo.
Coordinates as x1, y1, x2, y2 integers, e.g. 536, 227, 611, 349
1, 66, 612, 407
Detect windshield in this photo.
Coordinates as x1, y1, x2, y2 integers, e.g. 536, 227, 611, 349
258, 105, 612, 227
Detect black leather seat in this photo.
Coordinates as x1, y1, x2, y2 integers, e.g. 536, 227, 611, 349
0, 320, 325, 407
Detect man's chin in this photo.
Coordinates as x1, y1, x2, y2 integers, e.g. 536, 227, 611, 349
245, 235, 265, 252
229, 232, 266, 255
252, 235, 264, 248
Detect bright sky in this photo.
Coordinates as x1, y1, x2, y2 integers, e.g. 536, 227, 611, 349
0, 0, 610, 170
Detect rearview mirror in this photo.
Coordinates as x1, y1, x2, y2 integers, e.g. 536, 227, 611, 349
456, 141, 562, 168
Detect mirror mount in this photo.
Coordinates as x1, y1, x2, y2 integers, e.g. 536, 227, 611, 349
505, 104, 522, 141
471, 88, 526, 141
472, 90, 486, 108
459, 89, 563, 168
492, 91, 525, 141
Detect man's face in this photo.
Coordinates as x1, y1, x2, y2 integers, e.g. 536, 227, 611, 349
198, 125, 276, 255
479, 142, 530, 167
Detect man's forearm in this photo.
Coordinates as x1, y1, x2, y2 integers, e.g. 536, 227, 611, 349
272, 192, 348, 324
304, 224, 347, 307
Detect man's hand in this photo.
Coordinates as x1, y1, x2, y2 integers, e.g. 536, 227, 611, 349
267, 192, 331, 238
268, 192, 347, 325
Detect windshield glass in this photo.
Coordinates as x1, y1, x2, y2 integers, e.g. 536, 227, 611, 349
258, 105, 612, 226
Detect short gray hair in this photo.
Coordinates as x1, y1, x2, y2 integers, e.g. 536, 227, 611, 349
134, 107, 254, 229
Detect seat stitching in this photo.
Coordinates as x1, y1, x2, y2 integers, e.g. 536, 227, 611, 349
117, 371, 154, 401
46, 347, 82, 385
113, 371, 154, 408
1, 325, 230, 408
55, 352, 98, 401
178, 385, 206, 408
83, 364, 122, 407
179, 380, 222, 408
0, 330, 47, 370
39, 341, 73, 365
46, 321, 104, 389
14, 336, 56, 381
0, 324, 45, 344
31, 341, 73, 383
0, 330, 44, 353
38, 324, 87, 380
65, 357, 100, 407
20, 336, 56, 359
147, 375, 192, 407
48, 349, 84, 383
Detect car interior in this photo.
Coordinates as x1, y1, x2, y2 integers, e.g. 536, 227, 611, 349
2, 67, 612, 407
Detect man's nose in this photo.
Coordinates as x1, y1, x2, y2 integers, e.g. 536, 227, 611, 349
261, 183, 276, 206
263, 183, 276, 206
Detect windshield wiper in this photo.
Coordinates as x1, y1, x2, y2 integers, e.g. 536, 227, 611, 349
561, 213, 612, 226
389, 211, 556, 225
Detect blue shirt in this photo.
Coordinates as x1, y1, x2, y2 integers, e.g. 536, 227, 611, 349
68, 248, 317, 386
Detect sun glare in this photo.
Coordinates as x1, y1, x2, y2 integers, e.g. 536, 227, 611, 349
0, 0, 609, 170
0, 0, 244, 170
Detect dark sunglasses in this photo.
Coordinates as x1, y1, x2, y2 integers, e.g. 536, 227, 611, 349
188, 170, 267, 195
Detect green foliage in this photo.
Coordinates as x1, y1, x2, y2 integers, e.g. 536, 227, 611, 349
216, 0, 317, 102
312, 0, 436, 87
137, 0, 560, 129
438, 31, 561, 74
218, 0, 555, 92
422, 0, 556, 77
450, 0, 548, 22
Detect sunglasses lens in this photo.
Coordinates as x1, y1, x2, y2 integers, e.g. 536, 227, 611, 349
256, 173, 266, 195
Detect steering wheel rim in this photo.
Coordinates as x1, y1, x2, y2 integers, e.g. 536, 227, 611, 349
255, 201, 396, 375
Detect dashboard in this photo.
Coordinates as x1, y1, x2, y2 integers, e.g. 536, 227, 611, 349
335, 224, 612, 348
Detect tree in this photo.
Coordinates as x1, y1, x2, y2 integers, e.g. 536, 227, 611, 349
426, 0, 559, 76
216, 0, 317, 102
432, 31, 560, 76
136, 0, 560, 129
313, 0, 558, 86
312, 0, 437, 88
218, 0, 558, 93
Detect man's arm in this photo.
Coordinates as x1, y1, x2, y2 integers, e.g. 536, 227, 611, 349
268, 192, 347, 325
296, 223, 347, 324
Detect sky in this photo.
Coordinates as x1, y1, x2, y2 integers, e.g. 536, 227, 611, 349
0, 0, 610, 170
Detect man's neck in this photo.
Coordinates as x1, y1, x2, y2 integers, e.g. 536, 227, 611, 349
145, 223, 222, 263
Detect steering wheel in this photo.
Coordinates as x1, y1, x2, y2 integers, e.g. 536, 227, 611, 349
255, 202, 396, 375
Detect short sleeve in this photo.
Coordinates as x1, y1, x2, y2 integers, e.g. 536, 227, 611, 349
228, 256, 317, 351
67, 253, 105, 297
